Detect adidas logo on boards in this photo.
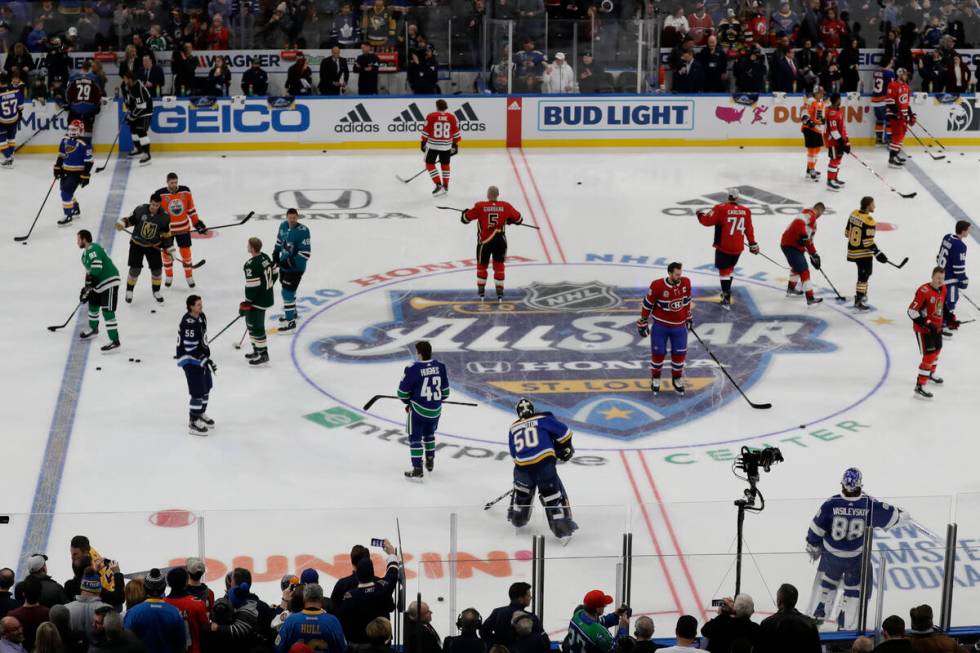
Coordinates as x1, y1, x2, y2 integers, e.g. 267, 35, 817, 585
388, 102, 487, 133
335, 103, 380, 132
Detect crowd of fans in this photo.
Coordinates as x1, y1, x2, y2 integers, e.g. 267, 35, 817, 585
1, 536, 979, 653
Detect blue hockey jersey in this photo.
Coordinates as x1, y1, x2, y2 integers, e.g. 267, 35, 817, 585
176, 312, 209, 367
275, 609, 347, 653
273, 220, 312, 273
806, 494, 904, 559
509, 413, 572, 466
57, 136, 93, 174
397, 359, 449, 419
0, 87, 24, 125
938, 234, 968, 286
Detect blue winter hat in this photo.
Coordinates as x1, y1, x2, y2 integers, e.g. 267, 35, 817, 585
300, 568, 319, 584
81, 573, 101, 594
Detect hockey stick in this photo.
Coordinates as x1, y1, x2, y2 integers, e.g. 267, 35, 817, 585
961, 293, 980, 312
816, 267, 848, 302
690, 325, 771, 409
909, 129, 945, 160
14, 108, 66, 153
118, 229, 208, 268
756, 250, 790, 270
206, 211, 254, 231
483, 489, 514, 511
396, 169, 426, 184
847, 152, 917, 199
46, 302, 83, 332
362, 394, 478, 411
13, 178, 58, 243
886, 256, 909, 269
207, 314, 244, 344
232, 328, 248, 350
436, 206, 542, 230
94, 133, 120, 173
913, 122, 947, 151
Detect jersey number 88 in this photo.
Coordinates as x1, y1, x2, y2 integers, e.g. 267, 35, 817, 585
830, 516, 865, 542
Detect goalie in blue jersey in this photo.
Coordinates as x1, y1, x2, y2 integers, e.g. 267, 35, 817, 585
805, 467, 908, 630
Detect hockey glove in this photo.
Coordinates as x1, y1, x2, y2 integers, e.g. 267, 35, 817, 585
420, 140, 427, 152
195, 221, 208, 234
840, 140, 851, 154
114, 221, 125, 232
451, 143, 459, 156
806, 543, 821, 562
636, 319, 650, 338
53, 165, 63, 178
239, 301, 253, 316
206, 359, 217, 375
960, 277, 969, 290
79, 286, 91, 303
809, 252, 822, 270
459, 210, 469, 224
909, 111, 917, 126
80, 174, 90, 187
272, 250, 280, 266
556, 442, 574, 462
875, 251, 888, 264
748, 242, 760, 255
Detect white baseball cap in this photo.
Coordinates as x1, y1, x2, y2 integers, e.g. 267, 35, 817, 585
554, 52, 565, 61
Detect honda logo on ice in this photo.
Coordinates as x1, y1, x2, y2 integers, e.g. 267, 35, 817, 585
274, 189, 372, 210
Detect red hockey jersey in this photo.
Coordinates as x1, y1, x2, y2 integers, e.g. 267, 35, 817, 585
698, 202, 755, 255
421, 111, 461, 151
780, 209, 819, 254
463, 200, 523, 243
886, 80, 911, 114
641, 276, 693, 326
908, 283, 946, 333
823, 105, 848, 145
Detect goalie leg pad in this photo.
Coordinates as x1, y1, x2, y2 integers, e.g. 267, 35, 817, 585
507, 476, 534, 528
538, 464, 575, 537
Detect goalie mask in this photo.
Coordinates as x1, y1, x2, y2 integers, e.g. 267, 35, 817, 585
516, 398, 535, 420
841, 467, 863, 493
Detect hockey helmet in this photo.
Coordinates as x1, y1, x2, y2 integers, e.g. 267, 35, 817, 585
516, 397, 535, 420
841, 467, 863, 492
67, 120, 84, 137
727, 187, 741, 201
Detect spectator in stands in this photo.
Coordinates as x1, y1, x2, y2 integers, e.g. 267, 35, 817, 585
688, 2, 714, 47
945, 54, 972, 93
771, 46, 799, 92
139, 55, 165, 97
173, 42, 199, 96
741, 4, 767, 47
207, 14, 231, 49
542, 52, 576, 93
90, 610, 144, 653
183, 559, 213, 614
48, 605, 81, 653
672, 50, 704, 93
441, 609, 484, 653
770, 2, 798, 42
838, 38, 860, 92
794, 38, 819, 92
319, 46, 350, 95
209, 0, 232, 23
123, 580, 144, 612
330, 2, 360, 48
163, 568, 208, 653
33, 623, 64, 653
258, 4, 293, 49
700, 595, 759, 653
922, 16, 945, 49
355, 43, 381, 95
0, 570, 15, 618
337, 550, 399, 644
408, 47, 439, 94
65, 569, 108, 647
632, 616, 660, 653
818, 5, 847, 49
206, 55, 231, 95
819, 48, 841, 93
119, 46, 141, 81
404, 601, 441, 653
509, 613, 548, 653
756, 584, 819, 653
578, 52, 607, 93
851, 637, 874, 652
145, 25, 167, 52
658, 615, 697, 652
286, 53, 314, 95
363, 0, 395, 47
122, 570, 184, 653
875, 615, 911, 652
907, 604, 961, 651
364, 617, 393, 653
797, 0, 820, 46
274, 585, 345, 653
1, 617, 27, 653
717, 10, 741, 51
75, 5, 100, 50
4, 43, 34, 91
513, 38, 545, 93
15, 556, 66, 609
480, 583, 538, 647
241, 58, 269, 95
299, 3, 327, 49
44, 38, 71, 100
697, 34, 728, 92
26, 19, 47, 52
664, 6, 690, 41
223, 569, 274, 647
920, 49, 947, 92
8, 577, 47, 651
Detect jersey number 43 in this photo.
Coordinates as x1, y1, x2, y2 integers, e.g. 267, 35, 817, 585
420, 375, 443, 401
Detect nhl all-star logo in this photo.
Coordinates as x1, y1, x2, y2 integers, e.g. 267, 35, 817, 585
523, 281, 621, 312
312, 285, 833, 440
661, 185, 836, 217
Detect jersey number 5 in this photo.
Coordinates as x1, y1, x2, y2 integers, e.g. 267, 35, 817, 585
512, 424, 539, 452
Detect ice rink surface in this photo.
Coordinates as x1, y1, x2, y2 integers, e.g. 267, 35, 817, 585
2, 145, 980, 633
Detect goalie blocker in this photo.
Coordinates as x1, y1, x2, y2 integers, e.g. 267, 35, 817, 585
507, 398, 578, 539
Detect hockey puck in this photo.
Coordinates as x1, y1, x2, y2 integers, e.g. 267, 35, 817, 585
151, 309, 156, 313
221, 155, 227, 158
799, 424, 806, 429
437, 596, 444, 602
128, 357, 134, 362
22, 242, 27, 246
739, 146, 744, 149
135, 358, 141, 363
576, 181, 582, 185
96, 367, 101, 371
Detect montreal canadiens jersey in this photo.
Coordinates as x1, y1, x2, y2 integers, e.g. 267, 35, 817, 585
641, 277, 692, 326
397, 359, 450, 419
508, 413, 572, 466
938, 234, 967, 284
806, 494, 904, 559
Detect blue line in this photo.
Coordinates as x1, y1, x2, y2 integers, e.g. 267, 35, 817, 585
17, 157, 132, 577
904, 159, 980, 246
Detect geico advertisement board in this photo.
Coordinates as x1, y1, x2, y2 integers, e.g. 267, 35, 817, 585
146, 97, 507, 145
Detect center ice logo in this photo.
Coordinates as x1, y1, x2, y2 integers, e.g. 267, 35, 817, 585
311, 283, 833, 440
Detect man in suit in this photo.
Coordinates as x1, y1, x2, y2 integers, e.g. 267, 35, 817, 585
319, 46, 349, 95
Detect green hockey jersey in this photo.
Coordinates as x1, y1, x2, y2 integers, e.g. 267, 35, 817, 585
244, 252, 275, 309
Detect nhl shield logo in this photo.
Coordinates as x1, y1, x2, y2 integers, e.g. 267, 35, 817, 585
523, 281, 621, 312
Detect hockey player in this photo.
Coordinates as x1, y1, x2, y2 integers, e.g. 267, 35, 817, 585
885, 67, 914, 167
121, 70, 153, 165
636, 262, 693, 394
780, 203, 825, 306
421, 99, 460, 196
461, 186, 523, 301
800, 86, 825, 182
870, 59, 895, 146
507, 397, 577, 539
806, 468, 906, 630
157, 172, 207, 288
114, 191, 172, 304
53, 120, 93, 226
177, 294, 217, 436
908, 267, 947, 398
76, 229, 121, 352
824, 92, 850, 192
65, 61, 102, 140
696, 188, 759, 309
937, 220, 970, 334
398, 340, 450, 479
0, 72, 24, 168
845, 196, 890, 311
273, 208, 312, 333
241, 237, 276, 366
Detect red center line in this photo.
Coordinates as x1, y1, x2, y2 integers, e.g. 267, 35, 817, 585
619, 450, 685, 617
506, 148, 553, 264
638, 450, 709, 622
518, 148, 568, 264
